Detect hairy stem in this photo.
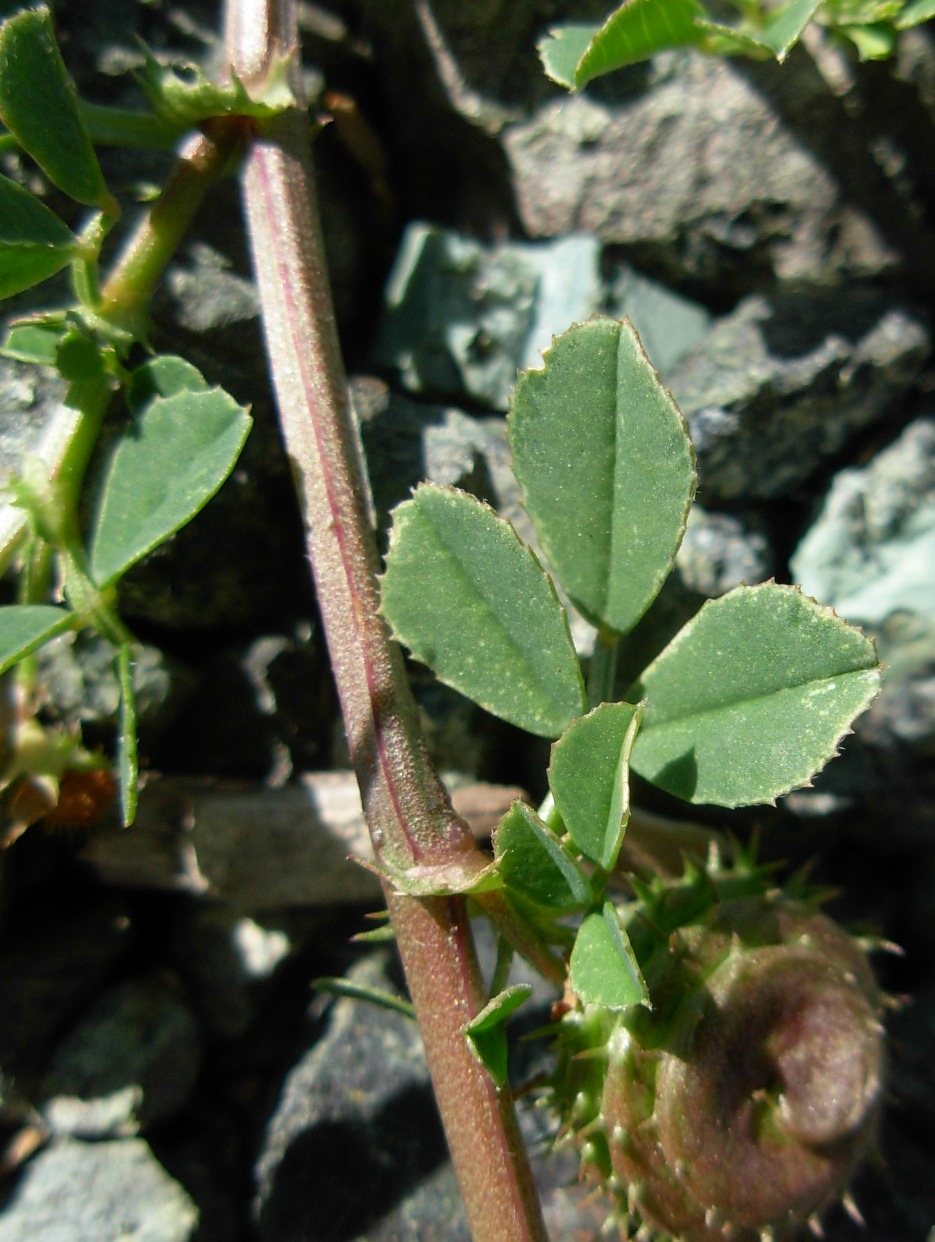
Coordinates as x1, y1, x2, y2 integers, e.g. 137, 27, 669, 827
224, 2, 549, 1237
99, 118, 243, 330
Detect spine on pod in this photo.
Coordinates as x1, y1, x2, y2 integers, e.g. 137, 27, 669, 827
550, 859, 885, 1242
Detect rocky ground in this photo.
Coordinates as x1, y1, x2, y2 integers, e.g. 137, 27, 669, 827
2, 1, 935, 1239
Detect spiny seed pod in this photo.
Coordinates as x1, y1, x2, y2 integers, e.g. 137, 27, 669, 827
550, 858, 886, 1242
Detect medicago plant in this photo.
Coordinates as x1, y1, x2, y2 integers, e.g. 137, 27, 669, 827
380, 316, 886, 1240
0, 0, 893, 1239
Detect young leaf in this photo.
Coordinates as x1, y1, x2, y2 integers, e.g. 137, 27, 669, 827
548, 701, 644, 871
539, 0, 708, 90
839, 22, 896, 57
0, 6, 108, 207
138, 45, 294, 130
537, 24, 603, 89
0, 174, 78, 298
88, 360, 252, 588
494, 801, 592, 911
630, 582, 882, 807
56, 330, 108, 383
0, 604, 74, 675
569, 904, 650, 1011
463, 984, 533, 1089
743, 0, 822, 59
363, 850, 503, 898
697, 0, 822, 61
126, 354, 209, 405
2, 321, 66, 366
381, 484, 586, 737
116, 642, 138, 826
312, 977, 415, 1019
510, 317, 695, 636
897, 0, 935, 26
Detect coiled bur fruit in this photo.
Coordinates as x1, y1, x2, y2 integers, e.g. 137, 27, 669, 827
550, 858, 885, 1241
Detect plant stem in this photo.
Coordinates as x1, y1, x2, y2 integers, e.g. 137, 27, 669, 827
588, 627, 620, 708
224, 2, 549, 1237
99, 118, 243, 331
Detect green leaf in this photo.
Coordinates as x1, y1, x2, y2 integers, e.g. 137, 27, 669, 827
537, 23, 603, 88
363, 850, 503, 898
56, 329, 108, 383
630, 582, 882, 807
494, 801, 592, 910
510, 317, 695, 635
0, 7, 108, 206
839, 21, 896, 55
697, 0, 822, 60
116, 643, 138, 826
540, 0, 709, 89
88, 359, 252, 588
463, 985, 533, 1088
1, 321, 65, 365
749, 0, 823, 57
569, 904, 650, 1010
897, 0, 935, 26
381, 484, 586, 738
0, 604, 74, 674
0, 173, 78, 298
138, 45, 294, 130
312, 977, 415, 1019
2, 318, 110, 381
548, 701, 644, 870
126, 354, 208, 405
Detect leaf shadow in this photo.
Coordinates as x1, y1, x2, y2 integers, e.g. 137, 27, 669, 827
652, 746, 698, 802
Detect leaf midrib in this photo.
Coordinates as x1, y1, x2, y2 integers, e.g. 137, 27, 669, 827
418, 504, 581, 724
639, 664, 878, 733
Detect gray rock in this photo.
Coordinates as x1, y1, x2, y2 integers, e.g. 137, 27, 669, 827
675, 505, 773, 598
161, 242, 259, 340
167, 907, 293, 1040
35, 631, 193, 752
253, 952, 451, 1241
372, 224, 709, 411
792, 419, 935, 630
0, 902, 134, 1080
356, 380, 510, 528
0, 1138, 198, 1242
792, 418, 935, 755
373, 226, 599, 410
350, 2, 909, 291
80, 772, 522, 910
503, 49, 895, 291
39, 975, 202, 1137
606, 260, 711, 378
253, 950, 582, 1242
668, 292, 929, 501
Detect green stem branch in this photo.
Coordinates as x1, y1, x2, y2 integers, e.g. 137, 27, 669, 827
99, 117, 243, 331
